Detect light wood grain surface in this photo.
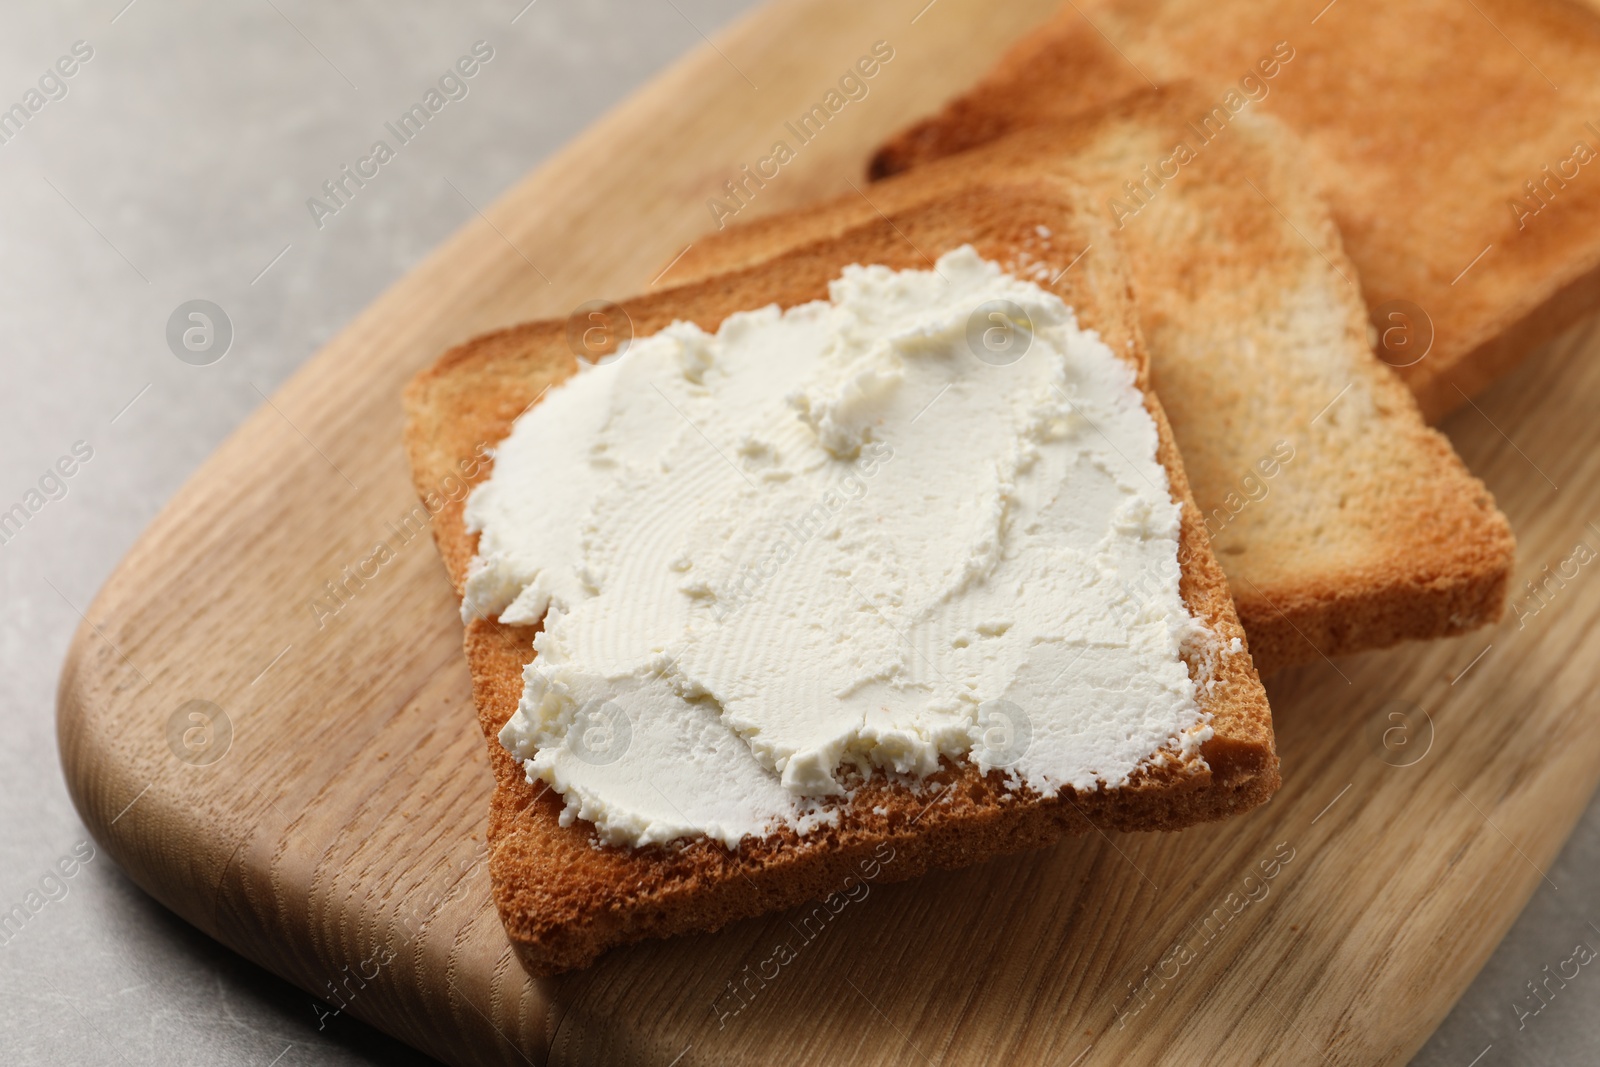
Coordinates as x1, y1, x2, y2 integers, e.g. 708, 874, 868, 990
54, 0, 1600, 1063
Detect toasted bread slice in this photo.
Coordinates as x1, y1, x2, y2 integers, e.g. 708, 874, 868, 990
404, 183, 1278, 975
868, 0, 1600, 423
669, 88, 1516, 675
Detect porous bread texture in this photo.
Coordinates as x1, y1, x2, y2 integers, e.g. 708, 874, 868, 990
670, 87, 1516, 675
868, 0, 1600, 423
403, 184, 1278, 975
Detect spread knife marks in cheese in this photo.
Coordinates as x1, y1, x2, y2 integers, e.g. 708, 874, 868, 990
466, 247, 1213, 848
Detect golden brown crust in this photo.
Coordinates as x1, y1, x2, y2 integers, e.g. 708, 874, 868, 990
405, 185, 1277, 975
867, 0, 1600, 424
672, 87, 1517, 675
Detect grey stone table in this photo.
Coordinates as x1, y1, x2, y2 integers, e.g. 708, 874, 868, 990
0, 2, 1591, 1064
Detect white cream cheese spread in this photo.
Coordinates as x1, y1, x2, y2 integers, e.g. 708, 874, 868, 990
465, 246, 1213, 849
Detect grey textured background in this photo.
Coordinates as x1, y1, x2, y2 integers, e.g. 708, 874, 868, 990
0, 2, 1591, 1064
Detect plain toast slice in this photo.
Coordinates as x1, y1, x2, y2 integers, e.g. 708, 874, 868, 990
669, 87, 1516, 675
869, 0, 1600, 422
404, 182, 1278, 975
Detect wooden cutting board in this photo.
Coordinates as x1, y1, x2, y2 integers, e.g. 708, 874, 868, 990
55, 0, 1600, 1063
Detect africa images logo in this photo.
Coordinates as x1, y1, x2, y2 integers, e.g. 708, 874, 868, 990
306, 41, 495, 229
